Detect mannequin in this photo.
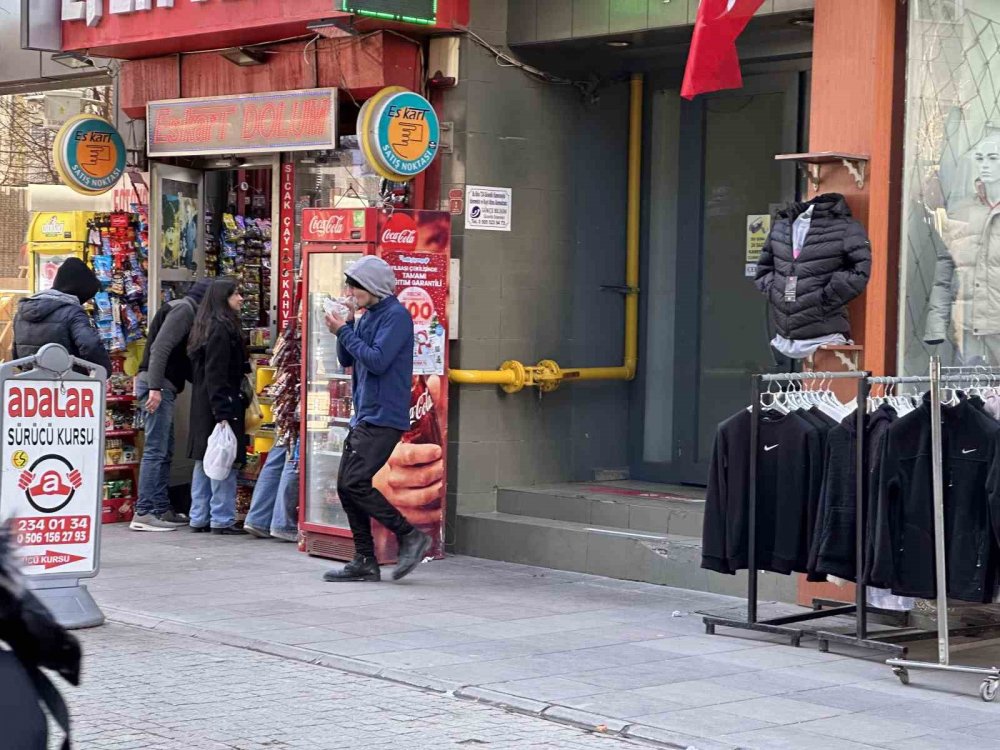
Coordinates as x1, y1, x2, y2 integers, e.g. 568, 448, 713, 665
930, 133, 1000, 364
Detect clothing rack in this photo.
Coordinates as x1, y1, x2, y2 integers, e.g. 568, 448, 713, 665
879, 359, 1000, 701
703, 370, 901, 654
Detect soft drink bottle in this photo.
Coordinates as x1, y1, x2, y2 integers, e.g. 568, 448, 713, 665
403, 376, 441, 447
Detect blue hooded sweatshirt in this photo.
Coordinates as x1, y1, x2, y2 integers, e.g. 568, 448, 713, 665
336, 258, 414, 431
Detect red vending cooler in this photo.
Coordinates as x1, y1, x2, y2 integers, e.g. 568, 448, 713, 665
298, 208, 450, 563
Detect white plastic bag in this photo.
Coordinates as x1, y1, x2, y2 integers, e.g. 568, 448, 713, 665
204, 422, 237, 481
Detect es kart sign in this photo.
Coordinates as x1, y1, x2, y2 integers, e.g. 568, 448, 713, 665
1, 380, 103, 578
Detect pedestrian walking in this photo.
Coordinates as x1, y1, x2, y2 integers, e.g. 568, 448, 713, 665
130, 279, 210, 531
12, 257, 112, 375
322, 256, 431, 582
187, 278, 250, 535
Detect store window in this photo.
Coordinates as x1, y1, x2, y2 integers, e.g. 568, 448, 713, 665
898, 0, 1000, 373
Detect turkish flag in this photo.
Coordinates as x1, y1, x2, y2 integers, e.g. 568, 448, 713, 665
681, 0, 766, 100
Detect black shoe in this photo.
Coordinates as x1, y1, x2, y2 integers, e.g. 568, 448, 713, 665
323, 555, 380, 582
393, 530, 432, 581
190, 525, 210, 533
212, 526, 248, 536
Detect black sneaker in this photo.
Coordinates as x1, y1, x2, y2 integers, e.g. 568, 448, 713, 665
392, 530, 431, 581
323, 555, 380, 582
211, 526, 248, 536
157, 510, 189, 526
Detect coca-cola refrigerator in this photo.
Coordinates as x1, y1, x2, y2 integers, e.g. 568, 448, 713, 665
298, 208, 449, 563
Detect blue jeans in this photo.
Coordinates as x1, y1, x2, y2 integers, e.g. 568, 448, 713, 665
190, 461, 237, 529
245, 444, 299, 534
135, 380, 176, 516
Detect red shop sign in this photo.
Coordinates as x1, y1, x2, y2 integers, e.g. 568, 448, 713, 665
147, 89, 338, 157
277, 160, 295, 330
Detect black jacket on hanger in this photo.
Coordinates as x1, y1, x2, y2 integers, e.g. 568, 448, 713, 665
754, 193, 872, 341
808, 405, 896, 582
868, 399, 1000, 602
702, 409, 823, 576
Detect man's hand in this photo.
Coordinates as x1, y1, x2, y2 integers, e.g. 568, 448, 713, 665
325, 311, 347, 334
373, 442, 444, 527
145, 390, 162, 414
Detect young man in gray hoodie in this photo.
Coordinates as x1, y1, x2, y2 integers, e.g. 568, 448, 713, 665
323, 256, 432, 582
130, 280, 210, 531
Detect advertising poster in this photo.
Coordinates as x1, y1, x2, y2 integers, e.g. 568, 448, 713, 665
0, 379, 103, 577
376, 210, 450, 558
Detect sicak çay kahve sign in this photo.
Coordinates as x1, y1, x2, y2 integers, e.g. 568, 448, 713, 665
1, 381, 103, 577
147, 89, 339, 157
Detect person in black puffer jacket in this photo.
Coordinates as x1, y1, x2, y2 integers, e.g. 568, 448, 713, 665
755, 193, 872, 342
12, 257, 112, 376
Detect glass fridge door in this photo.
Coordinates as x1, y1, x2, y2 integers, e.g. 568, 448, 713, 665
303, 249, 363, 529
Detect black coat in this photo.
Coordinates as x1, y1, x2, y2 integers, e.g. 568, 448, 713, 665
755, 193, 872, 341
188, 323, 250, 466
868, 399, 1000, 602
12, 290, 113, 376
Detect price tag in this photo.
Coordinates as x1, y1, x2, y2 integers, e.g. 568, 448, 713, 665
784, 276, 797, 303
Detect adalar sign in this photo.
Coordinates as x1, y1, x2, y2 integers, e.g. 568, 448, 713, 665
62, 0, 220, 27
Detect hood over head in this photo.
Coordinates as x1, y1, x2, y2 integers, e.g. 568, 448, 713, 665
345, 256, 396, 300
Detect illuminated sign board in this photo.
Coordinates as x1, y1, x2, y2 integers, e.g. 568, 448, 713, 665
340, 0, 437, 25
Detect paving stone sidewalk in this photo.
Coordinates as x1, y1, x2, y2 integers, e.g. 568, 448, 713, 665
59, 621, 643, 749
87, 526, 1000, 750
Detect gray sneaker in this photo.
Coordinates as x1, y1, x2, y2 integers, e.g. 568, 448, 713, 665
157, 510, 190, 526
130, 513, 177, 532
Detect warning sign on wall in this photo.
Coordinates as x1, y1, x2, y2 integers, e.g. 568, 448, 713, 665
0, 380, 103, 578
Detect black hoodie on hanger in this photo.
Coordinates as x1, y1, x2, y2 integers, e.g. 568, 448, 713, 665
807, 404, 897, 582
867, 398, 1000, 602
702, 408, 824, 576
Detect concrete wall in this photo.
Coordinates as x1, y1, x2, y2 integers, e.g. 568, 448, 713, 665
443, 0, 631, 529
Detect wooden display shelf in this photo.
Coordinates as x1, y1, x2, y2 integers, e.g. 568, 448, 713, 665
106, 429, 138, 438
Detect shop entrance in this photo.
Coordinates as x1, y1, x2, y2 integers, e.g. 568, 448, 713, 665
635, 71, 806, 485
149, 158, 277, 487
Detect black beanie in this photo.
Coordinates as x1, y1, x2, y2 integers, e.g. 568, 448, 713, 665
53, 257, 100, 304
186, 279, 211, 306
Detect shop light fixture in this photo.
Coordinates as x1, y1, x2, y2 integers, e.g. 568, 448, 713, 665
219, 47, 268, 67
50, 52, 95, 70
605, 40, 632, 48
307, 18, 360, 37
790, 16, 814, 28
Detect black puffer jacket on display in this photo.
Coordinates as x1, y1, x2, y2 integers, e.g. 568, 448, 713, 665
755, 193, 872, 341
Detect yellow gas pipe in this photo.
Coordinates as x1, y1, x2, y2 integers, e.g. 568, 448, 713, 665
449, 73, 642, 393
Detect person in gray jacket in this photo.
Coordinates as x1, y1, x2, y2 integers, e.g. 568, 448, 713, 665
130, 280, 210, 531
12, 257, 112, 375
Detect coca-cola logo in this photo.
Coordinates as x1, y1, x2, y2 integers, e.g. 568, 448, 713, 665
308, 213, 345, 238
381, 213, 418, 249
409, 388, 434, 426
382, 228, 417, 247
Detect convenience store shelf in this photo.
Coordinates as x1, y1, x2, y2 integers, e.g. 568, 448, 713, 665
107, 395, 135, 404
106, 429, 138, 438
105, 464, 139, 472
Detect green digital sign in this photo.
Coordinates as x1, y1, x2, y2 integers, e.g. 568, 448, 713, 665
340, 0, 438, 26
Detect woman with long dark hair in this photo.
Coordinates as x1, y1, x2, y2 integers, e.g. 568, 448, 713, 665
187, 277, 250, 534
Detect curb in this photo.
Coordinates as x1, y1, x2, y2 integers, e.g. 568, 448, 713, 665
104, 610, 736, 750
